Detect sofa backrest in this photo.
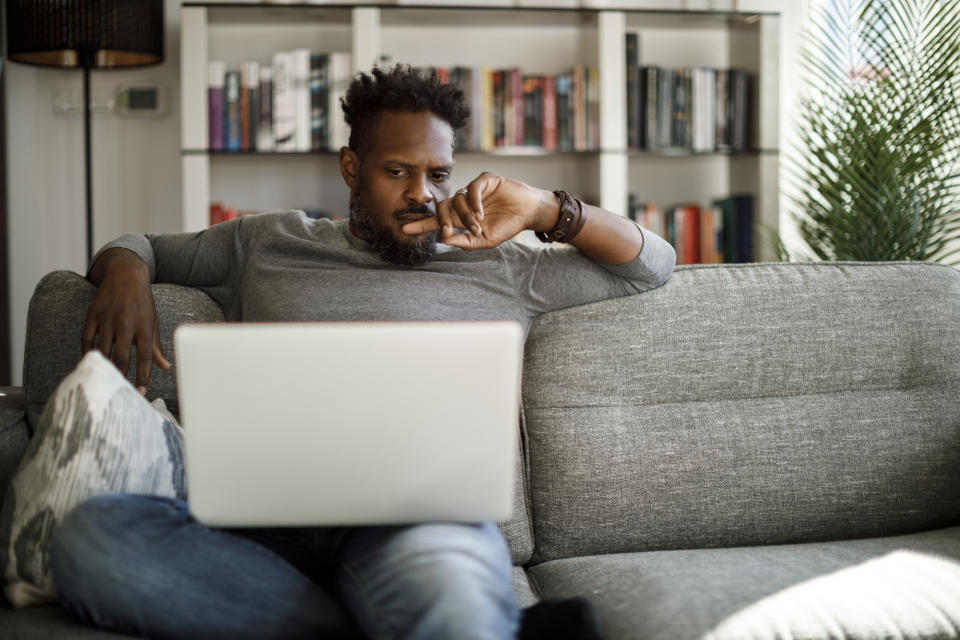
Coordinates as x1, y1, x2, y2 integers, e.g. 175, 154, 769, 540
23, 271, 226, 428
522, 262, 960, 564
20, 270, 534, 566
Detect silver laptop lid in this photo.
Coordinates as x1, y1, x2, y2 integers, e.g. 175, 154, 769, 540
174, 322, 522, 527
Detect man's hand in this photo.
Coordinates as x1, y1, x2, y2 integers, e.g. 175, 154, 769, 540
82, 248, 171, 394
400, 172, 558, 250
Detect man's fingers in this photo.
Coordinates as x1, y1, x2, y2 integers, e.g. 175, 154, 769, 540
135, 331, 153, 393
112, 329, 133, 379
401, 216, 441, 235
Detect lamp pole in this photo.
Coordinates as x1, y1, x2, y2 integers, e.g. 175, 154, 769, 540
82, 61, 93, 263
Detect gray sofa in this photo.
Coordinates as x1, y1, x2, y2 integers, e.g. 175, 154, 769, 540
2, 261, 960, 639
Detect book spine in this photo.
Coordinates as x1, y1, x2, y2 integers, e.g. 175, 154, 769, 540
657, 68, 672, 149
293, 49, 311, 152
224, 70, 242, 152
573, 65, 585, 151
716, 69, 729, 151
512, 68, 524, 147
683, 204, 701, 264
588, 67, 599, 150
310, 53, 329, 150
208, 61, 225, 151
543, 75, 557, 151
643, 66, 658, 150
555, 73, 572, 151
731, 68, 750, 151
241, 62, 259, 152
272, 52, 296, 151
493, 70, 505, 147
257, 66, 274, 151
481, 67, 494, 151
626, 32, 639, 150
735, 194, 753, 262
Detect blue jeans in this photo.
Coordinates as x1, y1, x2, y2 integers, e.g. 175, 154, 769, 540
49, 494, 520, 639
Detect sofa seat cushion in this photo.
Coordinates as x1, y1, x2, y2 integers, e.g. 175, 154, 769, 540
527, 526, 960, 640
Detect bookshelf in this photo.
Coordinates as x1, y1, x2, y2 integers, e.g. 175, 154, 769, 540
180, 2, 783, 260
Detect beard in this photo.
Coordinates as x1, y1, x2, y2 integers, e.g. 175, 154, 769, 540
349, 184, 440, 268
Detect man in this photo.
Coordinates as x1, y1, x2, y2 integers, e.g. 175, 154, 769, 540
49, 65, 676, 639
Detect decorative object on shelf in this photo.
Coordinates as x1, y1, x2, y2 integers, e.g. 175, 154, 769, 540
788, 0, 960, 263
5, 0, 164, 262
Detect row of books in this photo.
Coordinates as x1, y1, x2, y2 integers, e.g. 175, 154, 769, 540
208, 50, 352, 153
426, 66, 600, 152
626, 34, 752, 152
629, 194, 754, 264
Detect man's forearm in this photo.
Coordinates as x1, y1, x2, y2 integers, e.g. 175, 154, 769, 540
531, 189, 645, 265
87, 247, 149, 286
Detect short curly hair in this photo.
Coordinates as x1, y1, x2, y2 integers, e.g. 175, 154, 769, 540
341, 64, 470, 159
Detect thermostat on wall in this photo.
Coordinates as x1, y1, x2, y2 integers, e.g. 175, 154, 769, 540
116, 85, 166, 117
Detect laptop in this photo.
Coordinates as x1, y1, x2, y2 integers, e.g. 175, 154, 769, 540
173, 322, 523, 527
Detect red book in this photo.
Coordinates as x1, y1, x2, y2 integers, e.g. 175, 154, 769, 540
680, 204, 702, 264
543, 75, 557, 151
209, 202, 224, 226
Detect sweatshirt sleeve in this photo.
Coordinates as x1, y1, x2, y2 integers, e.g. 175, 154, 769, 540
501, 222, 676, 317
87, 216, 248, 313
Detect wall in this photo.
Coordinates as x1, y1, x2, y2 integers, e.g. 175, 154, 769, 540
4, 1, 182, 384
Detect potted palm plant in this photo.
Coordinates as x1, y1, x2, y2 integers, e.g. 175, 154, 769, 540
784, 0, 960, 263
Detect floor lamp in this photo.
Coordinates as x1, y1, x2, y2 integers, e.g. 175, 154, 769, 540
6, 1, 164, 262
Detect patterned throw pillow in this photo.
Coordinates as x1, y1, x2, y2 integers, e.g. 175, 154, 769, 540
0, 351, 186, 608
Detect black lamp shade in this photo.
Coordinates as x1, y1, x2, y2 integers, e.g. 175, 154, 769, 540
6, 1, 164, 69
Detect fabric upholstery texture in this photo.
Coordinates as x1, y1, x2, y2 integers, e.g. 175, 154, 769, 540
23, 271, 226, 428
522, 262, 960, 562
528, 525, 960, 640
0, 351, 186, 607
19, 270, 535, 566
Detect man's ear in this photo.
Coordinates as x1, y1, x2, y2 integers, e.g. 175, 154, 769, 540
339, 146, 360, 189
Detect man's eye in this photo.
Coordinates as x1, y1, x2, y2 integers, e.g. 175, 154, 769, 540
387, 169, 405, 177
432, 173, 450, 182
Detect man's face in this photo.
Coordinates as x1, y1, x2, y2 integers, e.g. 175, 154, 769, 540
344, 111, 455, 267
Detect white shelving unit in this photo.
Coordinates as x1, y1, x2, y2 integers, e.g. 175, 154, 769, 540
181, 1, 783, 260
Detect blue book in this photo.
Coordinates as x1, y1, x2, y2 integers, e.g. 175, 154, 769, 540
224, 70, 242, 152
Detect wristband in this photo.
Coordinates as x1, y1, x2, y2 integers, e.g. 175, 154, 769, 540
535, 190, 587, 244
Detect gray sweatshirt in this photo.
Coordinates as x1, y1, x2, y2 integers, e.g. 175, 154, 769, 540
97, 211, 676, 330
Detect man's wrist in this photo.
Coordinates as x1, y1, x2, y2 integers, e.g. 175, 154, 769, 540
530, 188, 562, 233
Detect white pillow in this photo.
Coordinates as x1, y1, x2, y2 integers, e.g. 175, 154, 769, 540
0, 350, 185, 608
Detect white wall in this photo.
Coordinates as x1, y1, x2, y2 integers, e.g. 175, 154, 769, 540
4, 1, 183, 384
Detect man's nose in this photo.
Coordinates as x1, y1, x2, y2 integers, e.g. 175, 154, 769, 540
405, 174, 434, 205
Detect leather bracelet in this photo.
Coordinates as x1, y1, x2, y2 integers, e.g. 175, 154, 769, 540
535, 190, 587, 244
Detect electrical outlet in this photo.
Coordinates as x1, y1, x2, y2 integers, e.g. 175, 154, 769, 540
52, 83, 116, 116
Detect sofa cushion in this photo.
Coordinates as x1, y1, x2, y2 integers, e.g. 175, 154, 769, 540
0, 389, 29, 503
527, 526, 960, 640
1, 351, 186, 607
0, 602, 134, 639
23, 271, 226, 428
522, 262, 960, 562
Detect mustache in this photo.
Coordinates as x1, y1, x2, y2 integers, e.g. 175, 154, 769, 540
395, 205, 435, 217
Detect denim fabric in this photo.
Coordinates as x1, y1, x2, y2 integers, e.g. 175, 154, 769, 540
49, 494, 520, 640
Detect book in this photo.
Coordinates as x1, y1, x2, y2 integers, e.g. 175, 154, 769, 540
224, 70, 242, 152
293, 49, 312, 152
543, 75, 557, 151
310, 53, 329, 150
208, 61, 225, 151
240, 61, 260, 151
555, 72, 573, 151
257, 66, 274, 151
625, 32, 640, 149
730, 68, 750, 151
272, 51, 296, 151
522, 76, 543, 147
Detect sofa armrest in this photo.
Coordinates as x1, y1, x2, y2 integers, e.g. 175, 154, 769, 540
0, 387, 29, 500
